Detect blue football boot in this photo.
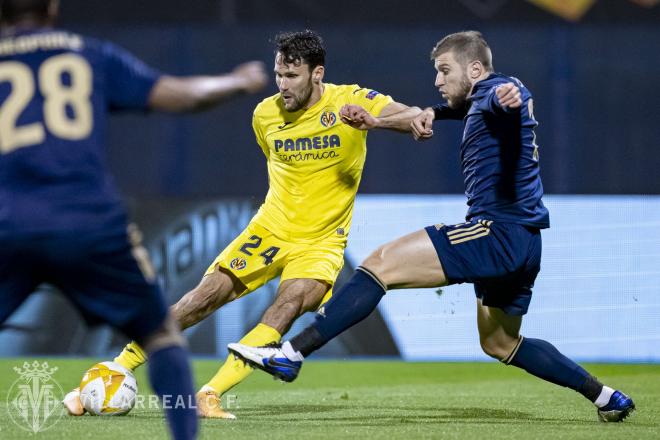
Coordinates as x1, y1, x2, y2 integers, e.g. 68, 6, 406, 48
228, 342, 302, 382
597, 390, 635, 422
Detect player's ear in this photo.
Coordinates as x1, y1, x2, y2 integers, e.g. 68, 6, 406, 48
468, 61, 483, 80
312, 66, 324, 84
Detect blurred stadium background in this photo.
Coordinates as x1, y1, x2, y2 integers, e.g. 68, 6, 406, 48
2, 0, 659, 363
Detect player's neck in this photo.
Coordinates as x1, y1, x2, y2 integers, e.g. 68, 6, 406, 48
303, 82, 325, 110
467, 72, 491, 99
1, 18, 53, 36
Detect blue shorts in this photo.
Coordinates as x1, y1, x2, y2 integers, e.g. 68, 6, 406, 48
0, 229, 168, 342
425, 220, 541, 315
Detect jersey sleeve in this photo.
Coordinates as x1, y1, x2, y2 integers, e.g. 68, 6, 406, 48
252, 110, 269, 159
483, 83, 523, 115
101, 41, 162, 111
347, 85, 393, 117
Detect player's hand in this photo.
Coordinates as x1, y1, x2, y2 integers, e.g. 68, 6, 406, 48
411, 107, 435, 141
339, 104, 379, 130
233, 61, 268, 94
495, 82, 522, 109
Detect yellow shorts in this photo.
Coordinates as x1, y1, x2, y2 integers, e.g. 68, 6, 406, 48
205, 222, 345, 304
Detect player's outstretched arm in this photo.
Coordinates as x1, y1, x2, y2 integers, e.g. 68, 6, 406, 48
339, 102, 422, 132
148, 61, 268, 112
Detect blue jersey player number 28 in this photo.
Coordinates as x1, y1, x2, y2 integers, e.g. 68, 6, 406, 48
1, 52, 92, 152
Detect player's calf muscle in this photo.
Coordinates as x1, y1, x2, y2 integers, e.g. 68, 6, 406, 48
261, 289, 311, 334
261, 301, 300, 334
261, 280, 328, 334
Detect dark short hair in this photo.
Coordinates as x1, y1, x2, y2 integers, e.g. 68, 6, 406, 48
274, 30, 325, 70
430, 31, 493, 72
0, 0, 51, 23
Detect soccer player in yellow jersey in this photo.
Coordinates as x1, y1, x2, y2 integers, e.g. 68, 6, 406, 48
64, 29, 420, 419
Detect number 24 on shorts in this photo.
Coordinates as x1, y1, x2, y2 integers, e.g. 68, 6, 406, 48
239, 235, 280, 265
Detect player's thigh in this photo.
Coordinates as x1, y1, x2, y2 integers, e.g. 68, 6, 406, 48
280, 240, 343, 307
471, 223, 541, 315
362, 229, 447, 289
170, 265, 247, 331
191, 265, 244, 304
53, 232, 168, 343
206, 222, 289, 297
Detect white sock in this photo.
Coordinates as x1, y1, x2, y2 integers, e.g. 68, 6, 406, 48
594, 386, 615, 408
281, 341, 304, 362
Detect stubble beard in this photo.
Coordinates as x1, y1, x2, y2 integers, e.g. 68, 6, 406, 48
447, 74, 472, 109
284, 80, 313, 112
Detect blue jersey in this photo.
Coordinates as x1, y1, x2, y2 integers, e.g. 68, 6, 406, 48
0, 28, 161, 236
433, 73, 550, 229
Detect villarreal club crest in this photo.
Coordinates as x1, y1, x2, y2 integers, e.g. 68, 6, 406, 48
230, 257, 247, 270
320, 111, 337, 127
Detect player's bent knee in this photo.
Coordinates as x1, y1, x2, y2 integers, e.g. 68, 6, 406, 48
360, 250, 390, 287
141, 314, 186, 355
479, 337, 509, 361
361, 247, 385, 269
301, 283, 330, 312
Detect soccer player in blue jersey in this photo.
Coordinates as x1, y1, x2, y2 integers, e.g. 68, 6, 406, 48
229, 31, 636, 423
0, 0, 267, 438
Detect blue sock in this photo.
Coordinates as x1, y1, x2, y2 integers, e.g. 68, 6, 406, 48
148, 345, 198, 440
291, 266, 386, 356
508, 337, 602, 401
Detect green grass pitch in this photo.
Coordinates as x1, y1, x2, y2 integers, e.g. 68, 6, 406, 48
1, 359, 658, 439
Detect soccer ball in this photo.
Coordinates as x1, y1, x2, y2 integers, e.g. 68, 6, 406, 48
79, 361, 137, 416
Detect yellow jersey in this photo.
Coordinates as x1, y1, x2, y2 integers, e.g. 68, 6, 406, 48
251, 83, 392, 243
